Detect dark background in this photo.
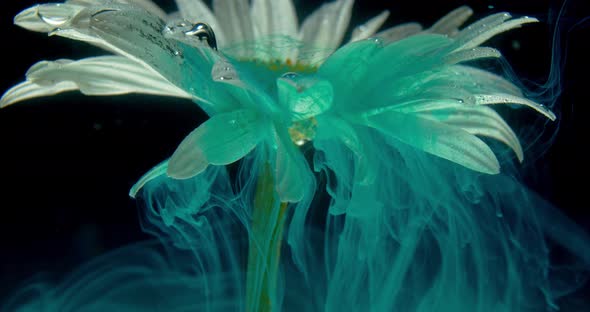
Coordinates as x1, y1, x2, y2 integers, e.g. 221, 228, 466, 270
0, 0, 589, 305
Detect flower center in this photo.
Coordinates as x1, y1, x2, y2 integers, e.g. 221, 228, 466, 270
247, 58, 318, 74
288, 117, 317, 146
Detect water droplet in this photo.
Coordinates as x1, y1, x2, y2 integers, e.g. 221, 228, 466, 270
185, 22, 217, 50
368, 37, 384, 46
163, 20, 191, 36
48, 28, 62, 36
39, 15, 68, 26
212, 59, 238, 82
281, 72, 299, 80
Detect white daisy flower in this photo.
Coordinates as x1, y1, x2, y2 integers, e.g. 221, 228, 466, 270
1, 0, 473, 107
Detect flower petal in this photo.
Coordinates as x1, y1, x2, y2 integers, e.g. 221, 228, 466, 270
129, 160, 169, 198
274, 130, 310, 202
67, 0, 167, 19
318, 38, 383, 109
1, 56, 192, 108
213, 0, 252, 43
474, 93, 556, 120
444, 47, 502, 64
167, 109, 264, 179
416, 104, 524, 162
250, 0, 298, 40
88, 7, 184, 85
277, 76, 333, 120
14, 3, 85, 33
374, 23, 423, 44
121, 0, 167, 19
14, 3, 158, 64
427, 6, 473, 36
452, 13, 538, 52
366, 111, 501, 174
250, 0, 298, 62
349, 10, 390, 42
315, 116, 375, 185
0, 81, 77, 108
299, 0, 354, 64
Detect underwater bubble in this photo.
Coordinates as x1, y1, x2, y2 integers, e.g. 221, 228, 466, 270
212, 59, 238, 81
163, 20, 192, 36
163, 21, 218, 51
35, 3, 74, 27
184, 23, 217, 50
281, 72, 300, 80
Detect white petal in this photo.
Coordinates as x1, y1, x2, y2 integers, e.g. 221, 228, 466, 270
251, 0, 298, 39
120, 0, 167, 19
14, 3, 86, 33
167, 109, 263, 179
250, 0, 298, 61
213, 0, 253, 49
1, 56, 191, 108
474, 93, 556, 120
89, 7, 184, 84
453, 14, 538, 52
417, 105, 524, 162
444, 47, 502, 64
175, 0, 227, 45
14, 3, 154, 63
349, 10, 390, 42
333, 0, 355, 45
129, 161, 168, 198
428, 6, 473, 36
452, 65, 524, 96
167, 11, 182, 21
374, 23, 423, 44
367, 111, 501, 174
68, 0, 167, 17
299, 0, 354, 64
1, 81, 77, 108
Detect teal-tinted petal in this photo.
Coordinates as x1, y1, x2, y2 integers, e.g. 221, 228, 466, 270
129, 160, 169, 198
366, 111, 500, 174
168, 109, 264, 179
274, 129, 311, 202
315, 116, 375, 185
318, 38, 383, 108
277, 75, 333, 120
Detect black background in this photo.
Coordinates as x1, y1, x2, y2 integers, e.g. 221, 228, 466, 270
1, 0, 589, 305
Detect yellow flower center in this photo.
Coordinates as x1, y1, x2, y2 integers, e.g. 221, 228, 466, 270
289, 117, 317, 146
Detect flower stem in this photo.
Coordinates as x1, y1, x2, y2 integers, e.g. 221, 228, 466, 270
246, 163, 288, 312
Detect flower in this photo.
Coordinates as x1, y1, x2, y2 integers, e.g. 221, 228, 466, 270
1, 0, 555, 202
4, 2, 586, 311
0, 0, 387, 108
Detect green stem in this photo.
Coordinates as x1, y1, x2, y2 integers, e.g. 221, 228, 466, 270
246, 163, 288, 312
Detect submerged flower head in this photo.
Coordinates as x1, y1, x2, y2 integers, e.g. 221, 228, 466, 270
2, 0, 555, 203
5, 2, 590, 312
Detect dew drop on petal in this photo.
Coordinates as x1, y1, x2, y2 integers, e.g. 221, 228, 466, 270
212, 59, 238, 81
184, 23, 217, 50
